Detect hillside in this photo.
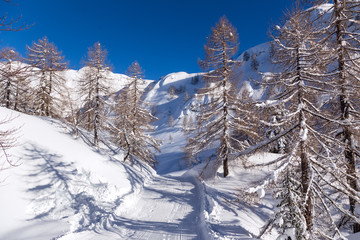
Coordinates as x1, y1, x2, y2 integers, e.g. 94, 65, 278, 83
0, 44, 278, 239
0, 101, 277, 240
2, 40, 360, 238
2, 3, 360, 237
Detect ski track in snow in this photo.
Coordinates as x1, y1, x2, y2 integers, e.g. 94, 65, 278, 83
55, 174, 207, 240
111, 175, 201, 240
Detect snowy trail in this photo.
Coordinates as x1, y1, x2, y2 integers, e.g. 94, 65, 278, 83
112, 175, 203, 239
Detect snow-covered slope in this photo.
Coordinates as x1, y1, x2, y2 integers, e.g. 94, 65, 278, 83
5, 3, 360, 238
236, 42, 273, 100
61, 67, 154, 95
0, 106, 274, 240
60, 67, 154, 113
0, 107, 155, 239
143, 42, 277, 174
145, 71, 202, 174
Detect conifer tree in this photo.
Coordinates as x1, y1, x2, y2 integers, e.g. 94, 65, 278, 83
111, 61, 159, 166
320, 0, 360, 230
78, 42, 111, 146
255, 10, 318, 237
241, 6, 360, 238
182, 115, 189, 133
294, 0, 360, 232
186, 16, 256, 177
264, 106, 288, 154
0, 47, 30, 111
0, 0, 28, 172
26, 36, 68, 117
268, 171, 306, 239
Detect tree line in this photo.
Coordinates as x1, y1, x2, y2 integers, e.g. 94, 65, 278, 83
0, 36, 159, 165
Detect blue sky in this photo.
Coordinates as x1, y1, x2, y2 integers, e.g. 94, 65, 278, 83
1, 0, 294, 80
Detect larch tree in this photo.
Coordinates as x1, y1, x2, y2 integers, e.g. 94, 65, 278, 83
317, 0, 360, 231
26, 36, 68, 117
0, 52, 18, 168
0, 0, 28, 32
263, 105, 289, 154
185, 16, 256, 178
0, 0, 28, 171
78, 42, 111, 146
111, 61, 159, 166
0, 47, 30, 111
257, 10, 321, 237
240, 6, 360, 239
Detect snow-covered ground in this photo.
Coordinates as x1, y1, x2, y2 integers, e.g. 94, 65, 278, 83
0, 105, 270, 240
1, 41, 360, 239
0, 76, 279, 240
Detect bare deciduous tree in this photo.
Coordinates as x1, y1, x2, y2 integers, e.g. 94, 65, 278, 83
26, 36, 68, 117
242, 4, 360, 238
0, 0, 28, 171
0, 47, 30, 112
111, 61, 159, 166
186, 16, 256, 177
78, 42, 111, 146
324, 0, 360, 231
0, 0, 29, 32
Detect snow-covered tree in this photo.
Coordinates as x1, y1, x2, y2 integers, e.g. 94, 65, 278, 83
241, 7, 358, 238
0, 47, 30, 112
78, 42, 111, 146
0, 0, 28, 172
111, 61, 159, 166
318, 0, 360, 231
186, 16, 256, 177
0, 0, 28, 170
182, 115, 189, 133
26, 36, 68, 117
264, 170, 307, 240
264, 106, 289, 154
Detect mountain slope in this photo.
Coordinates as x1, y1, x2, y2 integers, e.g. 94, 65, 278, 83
0, 107, 226, 240
0, 107, 154, 239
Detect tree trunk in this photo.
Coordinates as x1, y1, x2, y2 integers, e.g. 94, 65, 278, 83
94, 72, 100, 146
223, 158, 229, 177
5, 79, 11, 108
334, 1, 359, 231
300, 141, 312, 232
296, 46, 312, 233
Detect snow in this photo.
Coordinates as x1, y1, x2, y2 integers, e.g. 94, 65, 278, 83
1, 65, 359, 239
0, 107, 152, 239
197, 154, 280, 240
2, 12, 360, 238
314, 3, 333, 14
347, 232, 360, 240
59, 67, 153, 110
144, 71, 201, 174
0, 75, 279, 240
1, 103, 263, 240
237, 42, 275, 101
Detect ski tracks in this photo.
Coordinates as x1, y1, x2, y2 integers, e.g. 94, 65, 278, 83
111, 174, 205, 239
